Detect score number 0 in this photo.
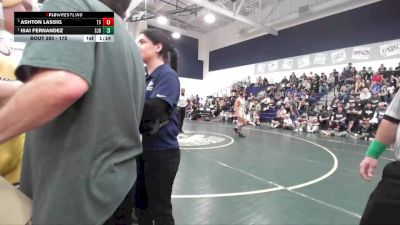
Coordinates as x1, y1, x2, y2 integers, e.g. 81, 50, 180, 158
96, 18, 113, 25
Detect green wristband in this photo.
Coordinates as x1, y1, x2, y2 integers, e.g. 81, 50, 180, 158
366, 140, 387, 159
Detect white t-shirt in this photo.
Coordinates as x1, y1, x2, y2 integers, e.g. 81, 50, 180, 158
177, 94, 187, 107
385, 91, 400, 160
283, 118, 293, 126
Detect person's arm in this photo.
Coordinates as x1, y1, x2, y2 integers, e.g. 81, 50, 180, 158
0, 79, 23, 106
0, 69, 89, 144
142, 99, 169, 121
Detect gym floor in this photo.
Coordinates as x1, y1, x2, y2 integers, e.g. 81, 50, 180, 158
171, 120, 393, 225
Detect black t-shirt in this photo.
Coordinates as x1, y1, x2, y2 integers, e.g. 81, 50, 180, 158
361, 107, 375, 120
318, 111, 330, 130
346, 107, 360, 121
332, 111, 347, 122
390, 78, 397, 87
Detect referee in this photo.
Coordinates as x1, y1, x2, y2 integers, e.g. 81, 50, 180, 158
359, 90, 400, 224
177, 88, 187, 133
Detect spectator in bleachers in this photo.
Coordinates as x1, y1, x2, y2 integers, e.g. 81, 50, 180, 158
372, 72, 384, 84
282, 114, 294, 130
360, 88, 372, 106
395, 62, 400, 71
370, 93, 380, 108
271, 106, 286, 128
346, 101, 360, 133
371, 102, 386, 128
289, 73, 297, 83
352, 119, 373, 140
318, 105, 331, 131
378, 63, 387, 74
330, 106, 348, 137
320, 73, 329, 94
359, 66, 368, 79
328, 73, 335, 89
330, 69, 340, 86
307, 116, 320, 133
366, 67, 374, 80
355, 75, 365, 94
281, 76, 289, 84
361, 102, 375, 125
294, 115, 308, 132
389, 74, 398, 89
262, 78, 269, 87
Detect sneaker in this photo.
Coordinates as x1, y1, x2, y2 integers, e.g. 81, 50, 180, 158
238, 133, 246, 138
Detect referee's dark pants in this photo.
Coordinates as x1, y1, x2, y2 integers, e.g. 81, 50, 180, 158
360, 161, 400, 225
178, 107, 186, 132
134, 149, 181, 225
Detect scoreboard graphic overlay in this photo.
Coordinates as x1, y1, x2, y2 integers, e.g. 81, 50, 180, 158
14, 12, 114, 42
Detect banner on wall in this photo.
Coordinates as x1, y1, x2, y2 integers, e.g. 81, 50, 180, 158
352, 46, 371, 60
282, 58, 294, 70
331, 49, 347, 64
297, 55, 310, 69
313, 54, 327, 65
380, 41, 400, 57
268, 60, 278, 71
254, 63, 267, 74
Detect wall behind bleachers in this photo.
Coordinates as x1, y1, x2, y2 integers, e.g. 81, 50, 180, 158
209, 0, 400, 72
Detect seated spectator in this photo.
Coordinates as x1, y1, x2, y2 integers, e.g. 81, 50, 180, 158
370, 102, 386, 128
328, 73, 335, 89
307, 116, 320, 133
370, 81, 382, 95
282, 114, 294, 130
330, 106, 347, 137
372, 73, 383, 84
281, 76, 289, 84
346, 102, 360, 133
249, 111, 261, 126
380, 85, 389, 103
360, 88, 371, 106
294, 115, 308, 132
271, 106, 286, 128
378, 64, 387, 74
351, 119, 373, 140
366, 67, 374, 80
360, 102, 375, 125
369, 93, 380, 108
358, 67, 367, 79
318, 106, 331, 132
354, 76, 365, 94
308, 91, 317, 104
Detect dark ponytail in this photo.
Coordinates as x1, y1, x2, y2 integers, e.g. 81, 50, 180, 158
168, 46, 178, 71
141, 29, 179, 72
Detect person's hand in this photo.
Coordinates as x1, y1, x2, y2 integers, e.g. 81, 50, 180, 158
359, 156, 378, 181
